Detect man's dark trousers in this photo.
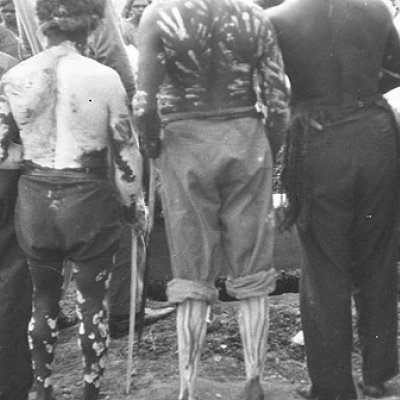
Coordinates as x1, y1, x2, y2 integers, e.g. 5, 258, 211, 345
0, 170, 33, 400
297, 105, 399, 400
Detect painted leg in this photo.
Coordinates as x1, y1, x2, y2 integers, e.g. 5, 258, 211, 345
238, 296, 269, 400
28, 263, 62, 400
75, 262, 111, 400
177, 300, 208, 400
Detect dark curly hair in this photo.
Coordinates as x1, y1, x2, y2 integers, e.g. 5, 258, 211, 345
0, 0, 13, 8
36, 0, 106, 37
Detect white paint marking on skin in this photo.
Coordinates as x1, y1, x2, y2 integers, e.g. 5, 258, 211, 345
187, 50, 201, 70
242, 12, 251, 33
46, 317, 57, 330
197, 0, 208, 12
175, 61, 194, 74
253, 16, 260, 33
171, 7, 189, 40
231, 15, 239, 27
157, 20, 175, 38
159, 11, 181, 39
44, 377, 52, 388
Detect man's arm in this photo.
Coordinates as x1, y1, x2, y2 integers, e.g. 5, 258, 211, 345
0, 80, 20, 167
108, 71, 143, 222
380, 22, 400, 93
132, 5, 166, 159
258, 18, 290, 160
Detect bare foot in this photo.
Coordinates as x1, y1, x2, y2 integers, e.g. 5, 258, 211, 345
239, 377, 264, 400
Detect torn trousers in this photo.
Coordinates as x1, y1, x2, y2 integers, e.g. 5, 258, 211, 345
159, 116, 276, 304
296, 104, 399, 399
0, 170, 32, 400
15, 172, 122, 399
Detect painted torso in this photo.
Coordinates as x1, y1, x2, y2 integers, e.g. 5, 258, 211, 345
155, 0, 269, 113
1, 42, 114, 169
0, 42, 142, 209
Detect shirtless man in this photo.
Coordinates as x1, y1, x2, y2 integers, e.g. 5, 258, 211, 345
0, 0, 142, 399
0, 50, 32, 400
134, 1, 289, 399
121, 0, 150, 47
0, 0, 19, 59
265, 1, 400, 399
0, 0, 18, 36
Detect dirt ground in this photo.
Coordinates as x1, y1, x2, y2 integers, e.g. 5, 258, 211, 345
28, 291, 400, 400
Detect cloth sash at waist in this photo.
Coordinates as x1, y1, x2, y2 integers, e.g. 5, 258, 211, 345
162, 105, 261, 124
23, 167, 108, 179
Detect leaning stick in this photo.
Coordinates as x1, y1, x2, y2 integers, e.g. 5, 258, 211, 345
13, 0, 43, 55
136, 159, 157, 347
126, 230, 138, 394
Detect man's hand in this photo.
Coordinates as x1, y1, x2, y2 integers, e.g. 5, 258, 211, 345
137, 110, 162, 159
0, 142, 22, 168
122, 202, 147, 236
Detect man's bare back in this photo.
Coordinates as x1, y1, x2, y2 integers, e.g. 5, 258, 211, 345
0, 41, 130, 169
266, 0, 400, 105
137, 0, 286, 114
0, 41, 142, 210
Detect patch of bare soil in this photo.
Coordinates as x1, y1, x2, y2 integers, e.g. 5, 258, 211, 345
29, 289, 400, 400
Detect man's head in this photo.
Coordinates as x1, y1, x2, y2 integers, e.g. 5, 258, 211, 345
123, 0, 150, 23
0, 0, 16, 31
36, 0, 106, 43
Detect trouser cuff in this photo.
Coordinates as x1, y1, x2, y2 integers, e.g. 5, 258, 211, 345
166, 279, 218, 304
226, 269, 276, 300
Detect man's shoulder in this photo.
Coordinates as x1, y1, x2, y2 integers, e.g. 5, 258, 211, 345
80, 56, 122, 82
4, 50, 120, 82
142, 0, 168, 17
2, 49, 51, 80
265, 0, 392, 26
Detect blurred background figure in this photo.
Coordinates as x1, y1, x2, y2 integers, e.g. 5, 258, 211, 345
0, 0, 19, 59
121, 0, 150, 47
0, 0, 17, 36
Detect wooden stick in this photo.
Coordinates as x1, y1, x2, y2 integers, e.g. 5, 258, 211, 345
14, 0, 43, 55
62, 260, 74, 292
136, 159, 157, 347
125, 232, 138, 394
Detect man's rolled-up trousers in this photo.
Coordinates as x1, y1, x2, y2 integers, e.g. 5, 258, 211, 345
159, 117, 276, 304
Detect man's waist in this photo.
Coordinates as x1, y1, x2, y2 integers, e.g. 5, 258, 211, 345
161, 105, 261, 124
293, 95, 389, 127
294, 94, 384, 114
23, 166, 108, 179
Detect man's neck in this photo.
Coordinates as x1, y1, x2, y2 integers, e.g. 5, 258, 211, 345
46, 37, 86, 54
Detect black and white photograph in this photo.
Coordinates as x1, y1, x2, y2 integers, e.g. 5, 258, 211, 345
1, 0, 400, 399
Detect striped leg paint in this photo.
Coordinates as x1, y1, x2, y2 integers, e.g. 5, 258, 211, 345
238, 296, 269, 400
176, 300, 209, 400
